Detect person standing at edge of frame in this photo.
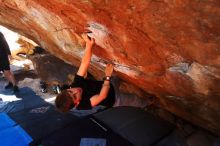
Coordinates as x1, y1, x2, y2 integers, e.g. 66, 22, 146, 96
0, 31, 19, 92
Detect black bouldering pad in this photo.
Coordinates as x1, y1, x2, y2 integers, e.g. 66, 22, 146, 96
94, 106, 175, 146
8, 104, 79, 146
41, 117, 134, 146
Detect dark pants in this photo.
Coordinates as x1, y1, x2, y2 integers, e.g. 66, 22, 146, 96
0, 56, 10, 71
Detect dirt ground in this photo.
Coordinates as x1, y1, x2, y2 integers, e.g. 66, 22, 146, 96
0, 58, 56, 103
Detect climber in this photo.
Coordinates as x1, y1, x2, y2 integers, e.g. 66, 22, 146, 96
55, 34, 115, 112
0, 31, 19, 92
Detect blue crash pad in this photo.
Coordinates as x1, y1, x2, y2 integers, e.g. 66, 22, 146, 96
0, 125, 32, 146
0, 113, 16, 130
0, 113, 32, 146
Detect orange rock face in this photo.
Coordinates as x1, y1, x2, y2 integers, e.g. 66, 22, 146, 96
0, 0, 219, 135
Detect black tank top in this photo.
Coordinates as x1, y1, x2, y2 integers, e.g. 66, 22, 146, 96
71, 74, 115, 110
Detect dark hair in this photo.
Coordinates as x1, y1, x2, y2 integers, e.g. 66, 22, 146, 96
55, 90, 75, 112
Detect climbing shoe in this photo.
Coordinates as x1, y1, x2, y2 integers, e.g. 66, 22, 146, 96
13, 85, 19, 92
5, 82, 13, 89
40, 81, 47, 93
52, 85, 61, 94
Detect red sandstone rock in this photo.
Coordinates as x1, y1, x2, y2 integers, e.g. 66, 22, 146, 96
0, 0, 219, 135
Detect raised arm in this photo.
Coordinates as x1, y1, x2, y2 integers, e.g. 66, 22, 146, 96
76, 34, 95, 77
90, 64, 114, 107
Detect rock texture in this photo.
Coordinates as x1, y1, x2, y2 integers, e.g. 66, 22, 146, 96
0, 0, 219, 135
30, 53, 77, 86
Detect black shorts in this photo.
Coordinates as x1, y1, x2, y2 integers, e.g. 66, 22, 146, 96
0, 56, 10, 71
